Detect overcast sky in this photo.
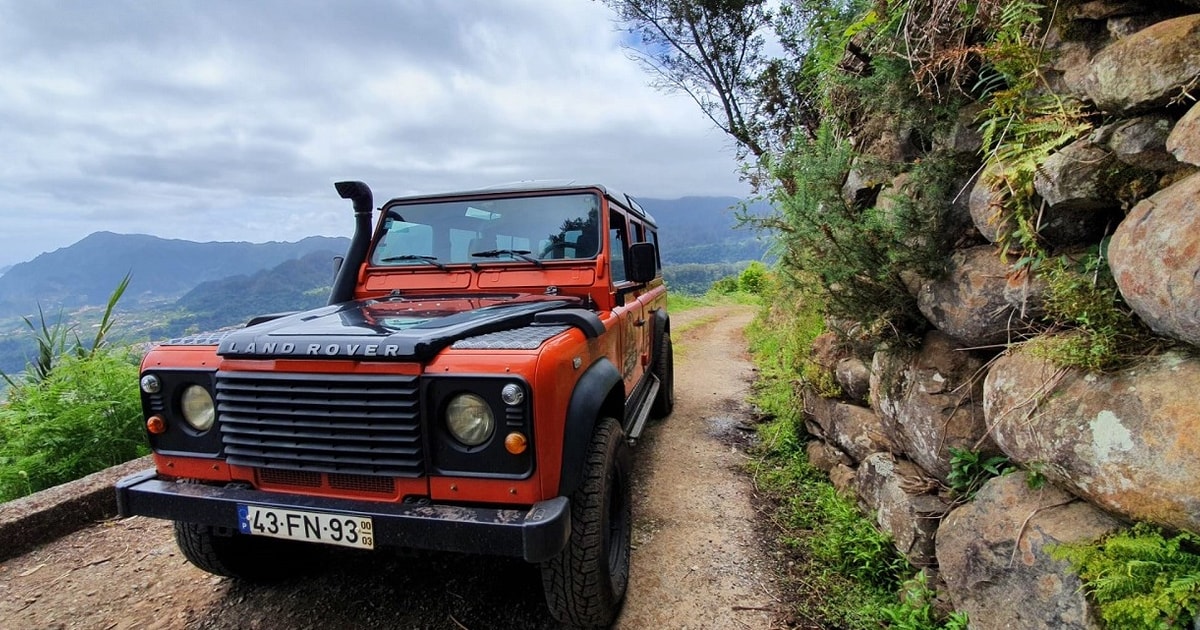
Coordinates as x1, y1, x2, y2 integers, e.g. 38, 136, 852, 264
0, 0, 748, 267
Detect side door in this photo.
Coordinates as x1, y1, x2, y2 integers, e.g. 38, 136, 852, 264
607, 207, 647, 392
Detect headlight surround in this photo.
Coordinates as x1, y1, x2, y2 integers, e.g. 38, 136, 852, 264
180, 385, 216, 432
445, 393, 495, 446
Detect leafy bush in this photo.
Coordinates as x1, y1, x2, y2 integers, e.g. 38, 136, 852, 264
946, 448, 1014, 499
1053, 523, 1200, 629
882, 572, 970, 630
0, 350, 146, 501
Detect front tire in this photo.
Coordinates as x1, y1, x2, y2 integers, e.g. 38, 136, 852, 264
174, 522, 311, 581
541, 418, 632, 628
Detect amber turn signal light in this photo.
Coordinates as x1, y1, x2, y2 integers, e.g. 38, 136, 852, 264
504, 432, 528, 455
146, 415, 167, 435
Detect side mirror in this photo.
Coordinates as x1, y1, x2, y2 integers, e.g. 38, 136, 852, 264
628, 242, 657, 284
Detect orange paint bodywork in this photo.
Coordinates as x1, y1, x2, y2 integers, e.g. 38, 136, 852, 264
141, 187, 669, 510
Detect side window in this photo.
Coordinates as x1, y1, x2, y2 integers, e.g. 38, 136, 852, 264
608, 209, 628, 284
651, 231, 662, 272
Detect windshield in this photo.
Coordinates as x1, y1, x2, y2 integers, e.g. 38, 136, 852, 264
371, 192, 601, 267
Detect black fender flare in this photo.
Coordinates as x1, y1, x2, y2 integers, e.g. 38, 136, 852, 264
557, 357, 622, 497
651, 308, 670, 367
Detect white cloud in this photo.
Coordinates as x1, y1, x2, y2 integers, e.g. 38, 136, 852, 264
0, 0, 748, 265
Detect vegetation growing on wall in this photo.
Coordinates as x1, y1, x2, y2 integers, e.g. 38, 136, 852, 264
1053, 523, 1200, 629
747, 277, 968, 628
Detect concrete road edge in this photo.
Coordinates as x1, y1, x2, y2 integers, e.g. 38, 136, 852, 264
0, 456, 154, 561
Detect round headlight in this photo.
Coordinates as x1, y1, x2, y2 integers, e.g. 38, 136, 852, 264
180, 385, 215, 432
140, 374, 161, 394
445, 393, 495, 446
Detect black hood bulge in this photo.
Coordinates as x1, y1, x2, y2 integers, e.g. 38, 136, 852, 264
217, 297, 576, 362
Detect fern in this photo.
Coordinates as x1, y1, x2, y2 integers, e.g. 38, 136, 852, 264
1053, 523, 1200, 629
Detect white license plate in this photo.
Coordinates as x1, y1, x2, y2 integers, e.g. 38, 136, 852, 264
237, 504, 374, 550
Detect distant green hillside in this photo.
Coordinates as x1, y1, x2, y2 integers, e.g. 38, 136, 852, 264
639, 196, 771, 265
149, 250, 339, 339
0, 232, 349, 317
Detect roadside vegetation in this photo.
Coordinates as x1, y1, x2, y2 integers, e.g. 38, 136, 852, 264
0, 277, 145, 502
745, 273, 967, 629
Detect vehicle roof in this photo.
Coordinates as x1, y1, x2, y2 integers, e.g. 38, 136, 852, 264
383, 180, 655, 225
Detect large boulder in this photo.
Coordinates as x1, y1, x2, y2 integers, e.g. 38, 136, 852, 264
1166, 101, 1200, 166
835, 357, 870, 402
967, 163, 1010, 244
985, 348, 1200, 534
1031, 139, 1127, 244
1099, 115, 1179, 171
855, 453, 951, 569
829, 402, 898, 463
937, 472, 1119, 630
869, 331, 994, 482
916, 246, 1027, 348
1085, 14, 1200, 112
1108, 171, 1200, 346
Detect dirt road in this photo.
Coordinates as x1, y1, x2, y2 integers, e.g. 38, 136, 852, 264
0, 304, 784, 629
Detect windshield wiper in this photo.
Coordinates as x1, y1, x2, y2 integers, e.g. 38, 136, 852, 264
470, 249, 543, 267
380, 254, 447, 270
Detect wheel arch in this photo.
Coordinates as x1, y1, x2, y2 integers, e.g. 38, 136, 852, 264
557, 357, 624, 497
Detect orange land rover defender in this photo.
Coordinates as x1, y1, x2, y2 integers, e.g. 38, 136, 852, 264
116, 181, 674, 627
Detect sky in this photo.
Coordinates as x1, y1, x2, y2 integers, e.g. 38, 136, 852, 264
0, 0, 749, 267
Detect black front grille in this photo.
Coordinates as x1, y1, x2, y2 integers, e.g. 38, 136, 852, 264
215, 371, 423, 477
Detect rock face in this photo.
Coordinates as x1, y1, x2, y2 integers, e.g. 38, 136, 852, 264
805, 395, 898, 464
1085, 14, 1200, 112
869, 331, 993, 482
916, 246, 1024, 348
1100, 115, 1178, 171
985, 348, 1200, 534
967, 163, 1009, 244
856, 453, 951, 569
1166, 102, 1200, 166
835, 357, 870, 402
937, 473, 1119, 630
1108, 171, 1200, 346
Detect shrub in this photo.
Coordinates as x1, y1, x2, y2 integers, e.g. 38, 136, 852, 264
946, 448, 1014, 499
0, 349, 146, 501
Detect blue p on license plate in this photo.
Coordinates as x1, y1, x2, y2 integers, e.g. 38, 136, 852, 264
237, 504, 374, 550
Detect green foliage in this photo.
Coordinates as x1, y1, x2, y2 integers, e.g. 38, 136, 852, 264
1025, 463, 1047, 490
737, 261, 770, 294
3, 273, 130, 388
946, 448, 1014, 499
1053, 523, 1200, 629
0, 275, 144, 502
751, 412, 901, 627
745, 292, 978, 628
0, 350, 146, 501
1029, 252, 1145, 371
881, 572, 971, 630
747, 282, 837, 419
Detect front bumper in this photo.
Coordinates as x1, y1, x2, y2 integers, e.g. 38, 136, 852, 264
115, 469, 570, 563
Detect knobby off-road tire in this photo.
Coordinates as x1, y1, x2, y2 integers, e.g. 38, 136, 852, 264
650, 330, 675, 418
174, 521, 312, 582
541, 417, 633, 628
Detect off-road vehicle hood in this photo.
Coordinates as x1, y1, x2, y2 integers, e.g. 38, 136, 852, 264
215, 294, 586, 362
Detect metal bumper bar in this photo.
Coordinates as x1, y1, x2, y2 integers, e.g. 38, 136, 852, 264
115, 469, 570, 563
